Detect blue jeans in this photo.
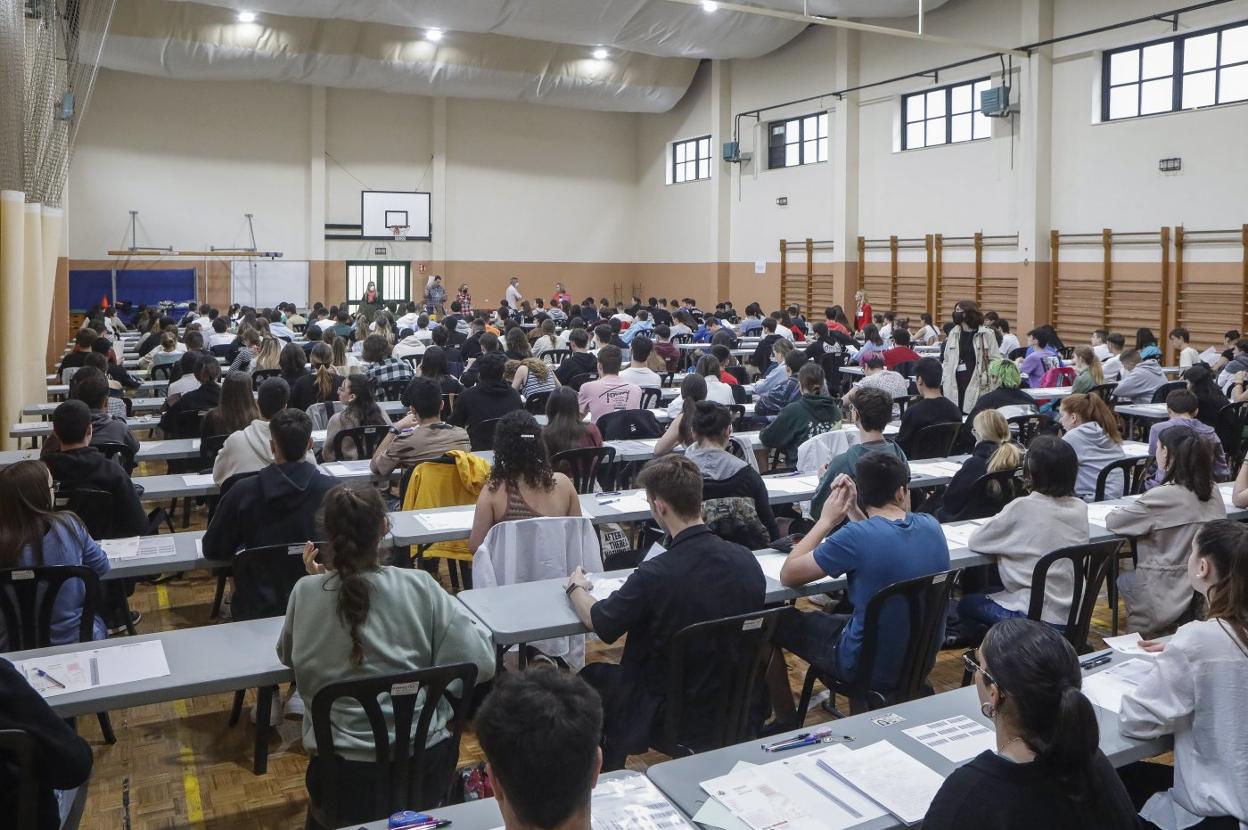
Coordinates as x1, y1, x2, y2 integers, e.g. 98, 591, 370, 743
959, 593, 1066, 632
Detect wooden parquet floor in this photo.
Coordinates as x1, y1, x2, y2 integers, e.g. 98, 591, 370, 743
76, 498, 1131, 830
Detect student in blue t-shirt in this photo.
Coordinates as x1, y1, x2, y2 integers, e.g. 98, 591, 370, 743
767, 452, 950, 725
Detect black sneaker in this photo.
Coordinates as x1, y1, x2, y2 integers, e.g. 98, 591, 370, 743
107, 610, 141, 636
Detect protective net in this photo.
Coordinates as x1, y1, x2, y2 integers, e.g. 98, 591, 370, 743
0, 0, 116, 206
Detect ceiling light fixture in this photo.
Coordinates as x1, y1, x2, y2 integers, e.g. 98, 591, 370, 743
425, 27, 444, 42
701, 1, 719, 12
592, 46, 609, 60
236, 9, 256, 22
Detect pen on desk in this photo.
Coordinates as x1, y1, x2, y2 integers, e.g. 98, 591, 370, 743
1080, 654, 1112, 670
596, 491, 622, 498
34, 668, 66, 689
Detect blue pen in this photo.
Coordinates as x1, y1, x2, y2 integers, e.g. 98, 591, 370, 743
34, 668, 66, 689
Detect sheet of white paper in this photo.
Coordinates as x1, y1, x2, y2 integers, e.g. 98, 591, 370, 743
1121, 441, 1149, 456
1085, 502, 1118, 526
181, 473, 216, 487
591, 772, 692, 830
902, 715, 997, 763
94, 640, 171, 686
1103, 633, 1147, 654
764, 475, 821, 494
701, 765, 827, 830
643, 542, 666, 562
1220, 483, 1236, 506
420, 512, 475, 531
601, 494, 652, 514
942, 521, 984, 549
311, 430, 327, 443
693, 762, 757, 830
757, 555, 787, 583
588, 576, 627, 602
910, 462, 964, 478
138, 536, 178, 558
774, 745, 889, 830
142, 440, 164, 450
820, 740, 945, 825
17, 640, 171, 698
1081, 658, 1155, 713
195, 538, 203, 555
100, 537, 141, 560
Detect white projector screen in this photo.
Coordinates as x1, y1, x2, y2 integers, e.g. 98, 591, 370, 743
362, 191, 432, 240
231, 260, 309, 309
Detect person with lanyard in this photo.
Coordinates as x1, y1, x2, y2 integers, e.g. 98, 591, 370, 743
853, 290, 872, 333
941, 299, 1001, 413
923, 618, 1140, 829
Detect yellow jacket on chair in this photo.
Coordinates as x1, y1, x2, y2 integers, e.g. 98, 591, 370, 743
402, 450, 492, 563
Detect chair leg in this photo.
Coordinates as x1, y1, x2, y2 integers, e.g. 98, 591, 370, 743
1108, 554, 1121, 637
229, 689, 246, 726
96, 712, 116, 745
447, 562, 461, 592
458, 562, 472, 590
210, 572, 229, 619
181, 496, 192, 529
253, 686, 274, 775
795, 666, 819, 725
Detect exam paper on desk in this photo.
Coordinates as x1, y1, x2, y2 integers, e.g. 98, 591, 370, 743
420, 512, 475, 531
182, 473, 216, 487
820, 739, 945, 825
601, 494, 652, 514
902, 715, 997, 763
1081, 658, 1155, 714
17, 640, 171, 698
764, 475, 821, 495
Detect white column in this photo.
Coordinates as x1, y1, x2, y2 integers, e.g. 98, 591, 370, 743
307, 86, 326, 262
1016, 0, 1054, 330
710, 59, 733, 287
432, 96, 448, 271
830, 27, 861, 307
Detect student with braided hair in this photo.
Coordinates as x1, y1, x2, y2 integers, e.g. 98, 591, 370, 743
277, 485, 494, 819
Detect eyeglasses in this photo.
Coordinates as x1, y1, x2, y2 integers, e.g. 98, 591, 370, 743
961, 649, 998, 688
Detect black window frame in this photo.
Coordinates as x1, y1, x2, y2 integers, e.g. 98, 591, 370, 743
1101, 18, 1248, 122
900, 76, 992, 151
670, 135, 712, 184
767, 111, 829, 170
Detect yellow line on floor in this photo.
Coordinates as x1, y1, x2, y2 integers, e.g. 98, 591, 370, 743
156, 584, 205, 827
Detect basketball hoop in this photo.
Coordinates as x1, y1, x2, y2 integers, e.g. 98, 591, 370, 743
390, 225, 409, 242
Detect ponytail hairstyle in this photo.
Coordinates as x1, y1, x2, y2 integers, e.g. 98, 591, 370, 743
1158, 428, 1215, 502
343, 374, 389, 427
327, 331, 349, 373
1073, 346, 1103, 384
1059, 393, 1122, 444
971, 409, 1022, 473
309, 343, 336, 402
320, 485, 386, 667
1193, 519, 1248, 650
980, 619, 1103, 811
677, 373, 708, 447
690, 401, 733, 447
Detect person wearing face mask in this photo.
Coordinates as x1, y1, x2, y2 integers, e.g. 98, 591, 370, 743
923, 618, 1140, 830
941, 299, 1001, 414
564, 455, 765, 770
1116, 519, 1248, 830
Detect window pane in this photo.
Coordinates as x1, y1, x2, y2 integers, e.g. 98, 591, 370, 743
950, 84, 972, 114
1183, 69, 1217, 108
1222, 25, 1248, 65
818, 113, 829, 137
950, 112, 972, 143
973, 110, 992, 139
675, 163, 687, 183
925, 119, 946, 146
907, 94, 925, 121
1110, 49, 1140, 85
698, 159, 710, 179
817, 137, 828, 162
786, 120, 801, 145
974, 79, 991, 100
803, 116, 818, 140
926, 89, 946, 118
1185, 32, 1218, 72
1109, 84, 1139, 119
699, 138, 710, 158
1220, 62, 1248, 102
675, 143, 686, 163
1140, 77, 1173, 114
1141, 42, 1173, 79
906, 121, 924, 149
803, 139, 818, 164
785, 143, 800, 166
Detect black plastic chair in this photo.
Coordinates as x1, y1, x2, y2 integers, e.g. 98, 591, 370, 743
1008, 347, 1028, 361
906, 421, 963, 460
95, 441, 136, 474
672, 333, 693, 345
1216, 400, 1248, 468
565, 372, 594, 391
639, 388, 661, 411
551, 446, 617, 495
524, 391, 552, 415
0, 730, 37, 829
730, 383, 748, 405
1094, 455, 1150, 502
796, 570, 957, 719
120, 395, 134, 418
331, 424, 388, 460
726, 404, 746, 430
150, 363, 174, 381
468, 417, 502, 451
207, 471, 260, 620
0, 566, 117, 745
597, 409, 663, 441
226, 541, 326, 775
657, 607, 786, 757
440, 392, 457, 421
1150, 380, 1187, 404
400, 354, 422, 373
1088, 382, 1118, 402
251, 368, 282, 389
376, 379, 410, 402
725, 366, 748, 385
1029, 540, 1120, 654
1006, 413, 1048, 447
945, 468, 1021, 522
542, 349, 571, 366
167, 408, 208, 440
305, 664, 480, 829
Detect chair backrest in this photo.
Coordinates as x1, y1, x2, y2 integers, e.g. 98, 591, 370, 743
61, 366, 81, 384
542, 349, 571, 366
200, 434, 228, 464
307, 664, 479, 825
121, 395, 134, 417
639, 388, 661, 410
0, 565, 99, 649
0, 730, 37, 830
1216, 400, 1248, 467
661, 607, 786, 756
1006, 413, 1047, 447
894, 360, 918, 378
1094, 455, 1150, 502
308, 400, 345, 431
847, 570, 957, 712
251, 368, 281, 388
1027, 540, 1121, 653
230, 542, 325, 621
524, 391, 552, 415
907, 421, 962, 460
331, 424, 389, 460
95, 441, 135, 472
377, 379, 409, 402
726, 404, 746, 429
672, 333, 692, 344
551, 446, 617, 495
468, 417, 502, 451
169, 407, 208, 439
400, 354, 422, 373
1088, 382, 1118, 402
730, 383, 748, 405
57, 487, 124, 541
949, 468, 1021, 522
1151, 380, 1187, 404
1008, 346, 1028, 360
597, 408, 662, 441
725, 366, 748, 384
566, 372, 594, 391
210, 343, 234, 358
151, 364, 174, 381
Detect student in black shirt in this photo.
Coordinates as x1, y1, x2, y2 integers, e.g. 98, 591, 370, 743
159, 356, 222, 434
460, 331, 500, 388
58, 329, 97, 379
450, 352, 523, 432
650, 298, 673, 327
966, 359, 1036, 420
459, 319, 488, 362
565, 455, 765, 769
924, 618, 1139, 830
895, 357, 964, 457
555, 329, 599, 385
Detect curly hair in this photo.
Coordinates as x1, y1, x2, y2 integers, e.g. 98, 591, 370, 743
488, 410, 555, 492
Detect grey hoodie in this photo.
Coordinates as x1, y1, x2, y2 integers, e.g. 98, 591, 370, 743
1062, 422, 1126, 501
685, 445, 747, 481
1112, 360, 1167, 404
212, 418, 317, 486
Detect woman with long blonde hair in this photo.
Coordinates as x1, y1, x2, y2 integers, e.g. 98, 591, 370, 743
252, 336, 283, 371
1071, 345, 1104, 394
934, 409, 1023, 521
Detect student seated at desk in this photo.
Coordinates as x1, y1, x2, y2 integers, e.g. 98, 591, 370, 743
965, 359, 1036, 420
289, 343, 342, 411
279, 486, 495, 821
90, 336, 142, 393
1102, 332, 1127, 382
617, 337, 662, 389
752, 338, 795, 399
1145, 389, 1229, 490
140, 329, 185, 371
771, 453, 950, 724
512, 356, 560, 401
1114, 347, 1167, 404
883, 327, 921, 369
201, 369, 259, 443
0, 459, 110, 645
165, 349, 204, 401
278, 342, 309, 389
213, 378, 315, 485
40, 368, 140, 460
57, 328, 97, 380
322, 374, 390, 462
809, 386, 905, 520
542, 387, 603, 458
1017, 327, 1062, 389
564, 455, 765, 768
958, 436, 1087, 631
1117, 519, 1248, 830
578, 346, 642, 423
370, 378, 470, 477
1058, 393, 1126, 501
1070, 345, 1104, 394
665, 356, 734, 419
0, 657, 93, 830
1183, 363, 1230, 432
79, 353, 128, 420
476, 669, 602, 830
1170, 327, 1203, 370
923, 618, 1139, 830
894, 357, 963, 457
854, 353, 909, 408
754, 350, 805, 419
467, 411, 580, 554
932, 409, 1023, 522
759, 363, 842, 466
1107, 430, 1226, 637
360, 334, 414, 387
159, 357, 222, 436
451, 352, 524, 431
685, 402, 779, 547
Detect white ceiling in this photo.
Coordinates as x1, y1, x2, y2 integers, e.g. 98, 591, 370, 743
95, 0, 954, 112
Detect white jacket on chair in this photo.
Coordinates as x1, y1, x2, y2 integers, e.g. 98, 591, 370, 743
471, 516, 603, 669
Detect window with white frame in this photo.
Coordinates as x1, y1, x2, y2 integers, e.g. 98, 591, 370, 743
1103, 20, 1248, 121
670, 135, 712, 183
901, 78, 992, 150
767, 112, 828, 169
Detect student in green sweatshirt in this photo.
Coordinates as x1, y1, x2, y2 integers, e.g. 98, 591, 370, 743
759, 363, 843, 465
